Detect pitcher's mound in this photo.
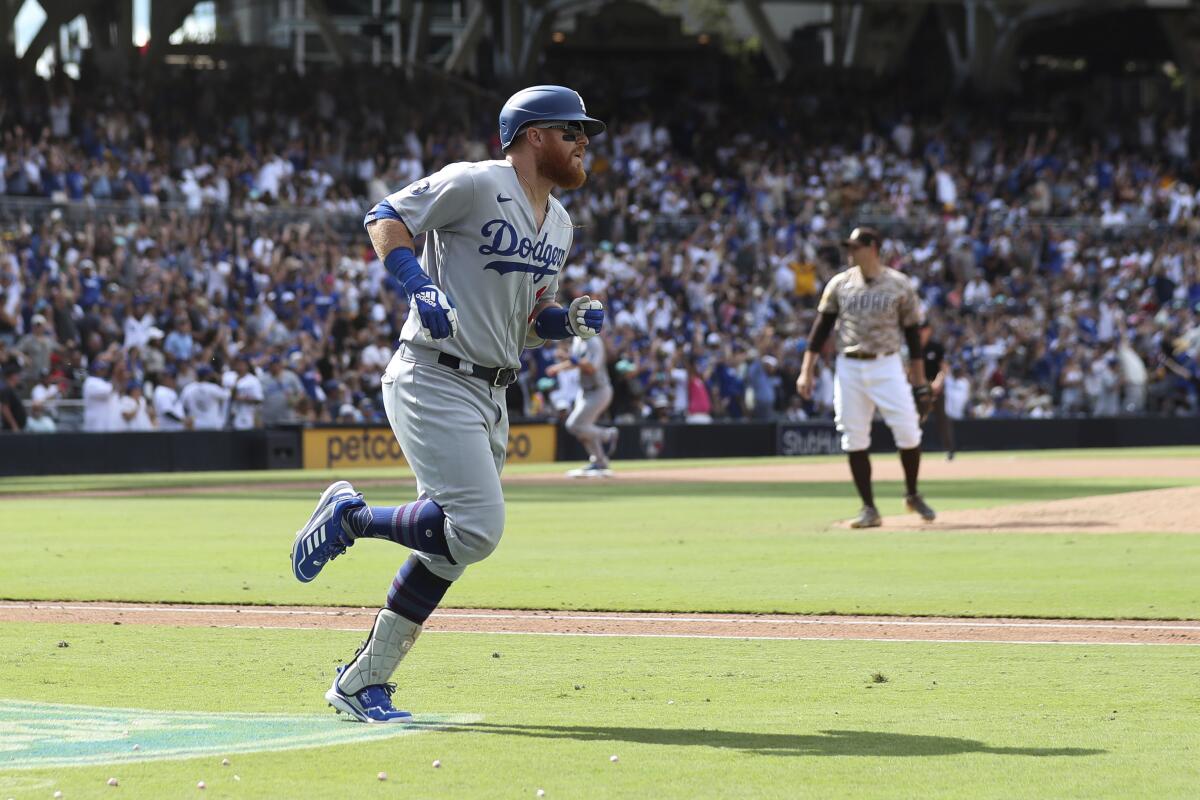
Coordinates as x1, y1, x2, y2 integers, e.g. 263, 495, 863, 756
837, 485, 1200, 534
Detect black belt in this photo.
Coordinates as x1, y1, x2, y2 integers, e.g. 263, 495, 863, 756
437, 353, 519, 388
842, 351, 895, 360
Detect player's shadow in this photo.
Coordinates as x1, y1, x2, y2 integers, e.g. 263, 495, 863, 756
431, 723, 1103, 758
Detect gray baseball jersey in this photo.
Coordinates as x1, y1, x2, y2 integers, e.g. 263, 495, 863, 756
378, 160, 572, 370
570, 335, 609, 391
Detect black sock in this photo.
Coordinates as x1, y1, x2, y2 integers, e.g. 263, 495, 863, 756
848, 450, 875, 508
900, 448, 921, 495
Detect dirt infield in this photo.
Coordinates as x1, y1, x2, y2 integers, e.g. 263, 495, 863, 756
582, 456, 1200, 484
865, 484, 1200, 534
4, 602, 1199, 646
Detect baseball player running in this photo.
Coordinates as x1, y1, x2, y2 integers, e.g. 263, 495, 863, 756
796, 226, 936, 528
290, 85, 606, 722
546, 333, 618, 477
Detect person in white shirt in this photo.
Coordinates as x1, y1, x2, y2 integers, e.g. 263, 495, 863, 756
82, 359, 125, 432
123, 297, 157, 351
230, 356, 264, 430
181, 366, 232, 430
119, 380, 156, 431
361, 331, 393, 372
943, 364, 971, 421
153, 369, 188, 431
30, 370, 61, 420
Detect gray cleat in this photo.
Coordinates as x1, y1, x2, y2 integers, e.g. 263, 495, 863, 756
905, 493, 937, 521
849, 506, 882, 528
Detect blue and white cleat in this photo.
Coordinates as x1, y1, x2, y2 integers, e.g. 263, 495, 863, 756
326, 666, 412, 723
291, 480, 365, 583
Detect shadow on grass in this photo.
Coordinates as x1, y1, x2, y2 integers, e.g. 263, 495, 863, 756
432, 722, 1103, 757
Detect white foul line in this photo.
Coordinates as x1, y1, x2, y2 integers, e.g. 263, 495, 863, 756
3, 603, 1200, 633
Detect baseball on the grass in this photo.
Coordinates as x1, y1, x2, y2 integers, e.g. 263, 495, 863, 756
610, 755, 619, 762
221, 759, 230, 766
197, 781, 206, 790
537, 790, 546, 797
432, 760, 441, 768
107, 777, 118, 786
377, 772, 388, 781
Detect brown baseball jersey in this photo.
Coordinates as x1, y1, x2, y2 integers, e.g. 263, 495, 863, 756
817, 266, 921, 354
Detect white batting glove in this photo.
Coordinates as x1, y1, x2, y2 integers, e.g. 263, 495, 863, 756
567, 295, 604, 339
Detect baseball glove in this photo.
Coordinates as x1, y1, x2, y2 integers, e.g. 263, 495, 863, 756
913, 384, 934, 423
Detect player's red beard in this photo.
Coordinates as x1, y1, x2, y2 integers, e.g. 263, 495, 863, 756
537, 145, 587, 190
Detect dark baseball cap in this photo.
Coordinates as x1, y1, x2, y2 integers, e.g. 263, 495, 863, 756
843, 227, 882, 248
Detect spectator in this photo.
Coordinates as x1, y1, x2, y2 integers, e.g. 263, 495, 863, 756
30, 369, 61, 420
118, 380, 156, 431
745, 354, 781, 421
685, 360, 712, 423
153, 369, 187, 431
82, 357, 124, 432
260, 356, 305, 426
164, 318, 197, 362
1, 364, 26, 431
229, 355, 265, 430
24, 400, 57, 432
180, 366, 231, 430
16, 314, 56, 380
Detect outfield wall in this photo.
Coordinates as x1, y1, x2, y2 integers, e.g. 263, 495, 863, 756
0, 429, 301, 477
4, 417, 1200, 476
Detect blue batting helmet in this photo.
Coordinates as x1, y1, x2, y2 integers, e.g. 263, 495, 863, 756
498, 85, 606, 150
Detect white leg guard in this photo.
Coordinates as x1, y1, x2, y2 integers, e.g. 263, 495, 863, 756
336, 608, 422, 694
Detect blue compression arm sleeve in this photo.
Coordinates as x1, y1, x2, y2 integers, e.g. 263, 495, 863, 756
383, 247, 433, 298
534, 306, 572, 341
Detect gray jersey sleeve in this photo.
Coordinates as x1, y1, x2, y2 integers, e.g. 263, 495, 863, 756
384, 163, 476, 235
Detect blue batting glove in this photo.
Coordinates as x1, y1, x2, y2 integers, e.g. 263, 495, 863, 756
412, 285, 459, 340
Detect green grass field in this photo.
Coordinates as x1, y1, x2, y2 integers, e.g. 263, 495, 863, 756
2, 449, 1199, 798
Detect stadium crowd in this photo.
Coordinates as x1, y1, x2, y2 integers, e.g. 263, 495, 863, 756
3, 66, 1200, 432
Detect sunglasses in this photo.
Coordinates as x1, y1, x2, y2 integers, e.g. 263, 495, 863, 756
528, 121, 586, 142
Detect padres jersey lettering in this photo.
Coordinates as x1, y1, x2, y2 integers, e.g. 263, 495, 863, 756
383, 160, 572, 369
817, 267, 920, 355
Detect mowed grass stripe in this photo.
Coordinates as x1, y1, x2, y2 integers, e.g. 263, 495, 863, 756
2, 477, 1198, 618
1, 624, 1197, 799
4, 446, 1200, 495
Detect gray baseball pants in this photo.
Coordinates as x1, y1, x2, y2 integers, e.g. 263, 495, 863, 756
381, 344, 508, 582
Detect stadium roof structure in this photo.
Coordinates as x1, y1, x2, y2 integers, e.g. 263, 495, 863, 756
3, 0, 1198, 93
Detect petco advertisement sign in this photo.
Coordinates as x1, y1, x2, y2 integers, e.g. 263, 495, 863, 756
302, 425, 557, 470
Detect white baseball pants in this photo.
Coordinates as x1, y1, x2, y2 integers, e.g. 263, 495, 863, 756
833, 353, 922, 452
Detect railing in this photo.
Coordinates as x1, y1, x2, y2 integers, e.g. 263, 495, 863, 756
0, 197, 364, 238
1, 196, 1191, 243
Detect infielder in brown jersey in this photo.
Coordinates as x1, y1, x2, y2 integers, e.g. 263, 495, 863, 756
796, 227, 936, 528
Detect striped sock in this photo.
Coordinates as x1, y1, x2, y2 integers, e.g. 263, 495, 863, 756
386, 555, 452, 625
345, 499, 454, 561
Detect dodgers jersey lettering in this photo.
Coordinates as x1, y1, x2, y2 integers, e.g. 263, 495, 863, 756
817, 266, 920, 355
380, 160, 572, 369
570, 335, 610, 391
